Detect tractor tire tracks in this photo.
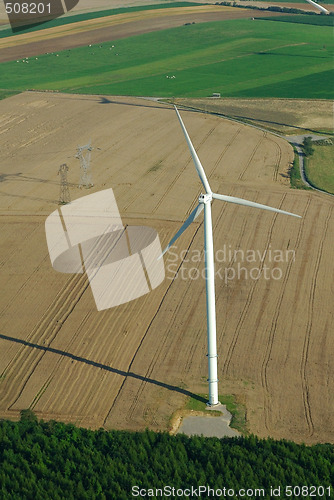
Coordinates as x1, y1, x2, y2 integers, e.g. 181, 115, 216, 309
261, 197, 311, 434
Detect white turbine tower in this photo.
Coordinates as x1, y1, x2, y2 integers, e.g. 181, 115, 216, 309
160, 106, 301, 406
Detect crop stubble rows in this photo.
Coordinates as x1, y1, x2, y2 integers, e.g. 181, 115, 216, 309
0, 93, 333, 443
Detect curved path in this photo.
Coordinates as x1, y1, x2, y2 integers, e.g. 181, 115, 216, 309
294, 144, 334, 197
171, 100, 334, 197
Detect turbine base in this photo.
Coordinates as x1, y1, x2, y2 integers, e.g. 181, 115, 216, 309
206, 400, 221, 408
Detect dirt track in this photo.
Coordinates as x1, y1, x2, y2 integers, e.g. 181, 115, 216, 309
0, 92, 333, 444
174, 97, 334, 135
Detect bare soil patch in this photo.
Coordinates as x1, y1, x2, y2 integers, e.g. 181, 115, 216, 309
0, 92, 333, 444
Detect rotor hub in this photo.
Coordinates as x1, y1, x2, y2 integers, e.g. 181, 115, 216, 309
199, 193, 212, 204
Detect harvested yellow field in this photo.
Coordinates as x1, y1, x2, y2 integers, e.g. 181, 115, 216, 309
0, 92, 333, 444
174, 98, 334, 135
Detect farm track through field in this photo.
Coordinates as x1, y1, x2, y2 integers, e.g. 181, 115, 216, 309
4, 272, 87, 409
261, 196, 312, 434
208, 127, 242, 180
262, 134, 282, 183
123, 121, 186, 213
5, 227, 125, 411
62, 277, 169, 419
29, 312, 93, 412
103, 222, 204, 425
222, 192, 288, 377
238, 133, 266, 181
29, 228, 133, 416
299, 204, 333, 437
151, 126, 216, 215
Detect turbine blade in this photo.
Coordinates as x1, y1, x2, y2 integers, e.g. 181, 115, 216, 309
159, 203, 204, 259
304, 0, 329, 13
212, 193, 302, 218
175, 106, 212, 194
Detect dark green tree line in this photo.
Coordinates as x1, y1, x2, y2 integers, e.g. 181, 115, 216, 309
0, 411, 333, 499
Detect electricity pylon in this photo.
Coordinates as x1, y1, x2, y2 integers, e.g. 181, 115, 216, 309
76, 141, 94, 189
58, 163, 71, 204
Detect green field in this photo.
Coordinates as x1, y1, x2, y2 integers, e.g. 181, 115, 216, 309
0, 2, 202, 38
242, 0, 334, 3
0, 19, 333, 98
257, 14, 334, 25
0, 89, 20, 100
305, 145, 334, 194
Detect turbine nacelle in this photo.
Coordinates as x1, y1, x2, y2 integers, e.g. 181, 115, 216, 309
199, 193, 212, 204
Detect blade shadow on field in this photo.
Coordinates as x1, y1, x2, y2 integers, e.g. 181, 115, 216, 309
52, 94, 173, 111
256, 51, 328, 60
97, 96, 173, 111
0, 334, 206, 404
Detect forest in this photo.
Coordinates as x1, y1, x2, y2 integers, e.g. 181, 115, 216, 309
0, 411, 333, 499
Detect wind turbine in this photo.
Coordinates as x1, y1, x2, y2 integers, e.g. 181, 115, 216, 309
160, 106, 301, 406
